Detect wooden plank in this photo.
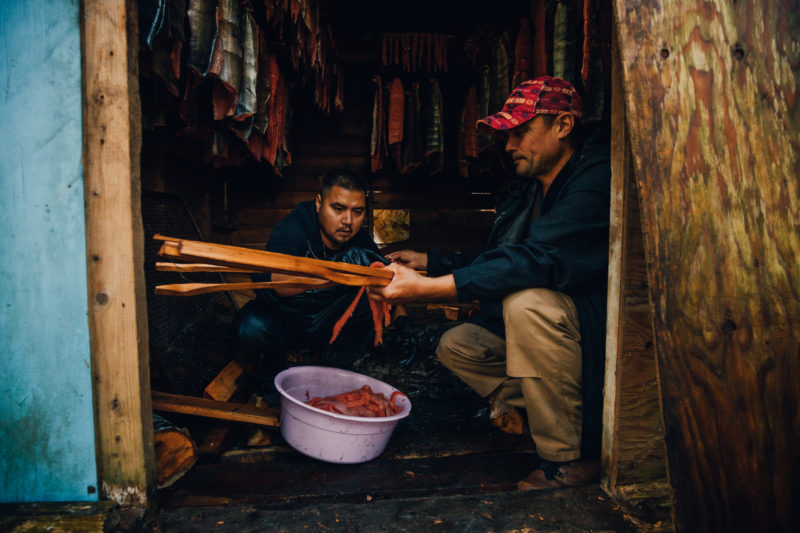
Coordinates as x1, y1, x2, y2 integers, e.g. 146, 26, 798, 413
82, 0, 154, 505
0, 501, 119, 533
602, 26, 666, 495
152, 391, 280, 427
615, 1, 800, 530
203, 361, 245, 401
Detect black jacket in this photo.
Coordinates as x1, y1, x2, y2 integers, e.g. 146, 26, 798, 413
428, 125, 611, 457
251, 201, 385, 342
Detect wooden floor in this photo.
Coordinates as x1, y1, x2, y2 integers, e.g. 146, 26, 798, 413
149, 315, 670, 532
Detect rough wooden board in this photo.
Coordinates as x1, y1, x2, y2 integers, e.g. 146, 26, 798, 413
82, 0, 154, 505
156, 485, 642, 532
0, 501, 119, 533
603, 28, 666, 492
615, 0, 800, 530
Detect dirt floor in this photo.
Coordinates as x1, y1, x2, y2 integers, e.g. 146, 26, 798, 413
143, 309, 671, 532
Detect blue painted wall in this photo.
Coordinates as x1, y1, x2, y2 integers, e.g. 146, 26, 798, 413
0, 0, 99, 502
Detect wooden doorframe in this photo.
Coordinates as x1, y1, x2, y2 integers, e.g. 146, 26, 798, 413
82, 0, 156, 506
601, 21, 670, 507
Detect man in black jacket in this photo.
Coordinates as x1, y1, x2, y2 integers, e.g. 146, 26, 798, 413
234, 170, 386, 375
370, 77, 610, 489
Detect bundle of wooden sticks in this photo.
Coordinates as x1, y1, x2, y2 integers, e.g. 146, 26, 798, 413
154, 235, 393, 296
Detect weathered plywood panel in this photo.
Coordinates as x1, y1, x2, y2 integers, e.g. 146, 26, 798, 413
614, 0, 799, 530
0, 0, 99, 503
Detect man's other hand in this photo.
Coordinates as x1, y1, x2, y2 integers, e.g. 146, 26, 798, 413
385, 249, 428, 270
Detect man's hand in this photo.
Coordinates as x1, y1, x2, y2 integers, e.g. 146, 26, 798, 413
368, 263, 457, 304
385, 249, 428, 270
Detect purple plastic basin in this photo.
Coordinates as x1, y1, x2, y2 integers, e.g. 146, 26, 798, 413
274, 366, 412, 464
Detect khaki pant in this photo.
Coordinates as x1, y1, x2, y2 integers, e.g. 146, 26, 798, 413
436, 288, 583, 462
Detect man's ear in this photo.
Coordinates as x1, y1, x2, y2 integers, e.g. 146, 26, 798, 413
315, 193, 322, 212
556, 113, 575, 140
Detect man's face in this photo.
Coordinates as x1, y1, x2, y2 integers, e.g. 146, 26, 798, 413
504, 114, 568, 179
316, 185, 366, 250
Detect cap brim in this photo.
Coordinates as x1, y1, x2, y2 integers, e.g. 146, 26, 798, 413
476, 112, 536, 131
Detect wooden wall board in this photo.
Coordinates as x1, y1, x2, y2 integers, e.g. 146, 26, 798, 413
602, 27, 666, 497
614, 0, 800, 530
82, 0, 155, 505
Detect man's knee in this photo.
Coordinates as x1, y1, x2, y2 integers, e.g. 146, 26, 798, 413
502, 288, 580, 340
436, 323, 505, 368
435, 325, 462, 368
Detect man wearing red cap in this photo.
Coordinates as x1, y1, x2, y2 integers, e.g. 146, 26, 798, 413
370, 77, 610, 489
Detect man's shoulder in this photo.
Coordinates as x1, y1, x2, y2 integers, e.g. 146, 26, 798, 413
268, 201, 318, 254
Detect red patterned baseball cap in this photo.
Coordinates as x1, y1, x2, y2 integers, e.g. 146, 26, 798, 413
477, 76, 583, 130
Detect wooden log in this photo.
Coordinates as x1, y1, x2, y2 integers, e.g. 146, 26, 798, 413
615, 1, 800, 530
153, 414, 198, 489
152, 391, 280, 427
198, 425, 240, 460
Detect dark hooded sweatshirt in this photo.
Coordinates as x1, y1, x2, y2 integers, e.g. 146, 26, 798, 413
427, 125, 611, 458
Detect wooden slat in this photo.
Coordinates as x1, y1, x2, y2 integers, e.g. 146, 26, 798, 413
82, 0, 154, 505
155, 262, 261, 273
155, 277, 334, 296
152, 391, 280, 427
615, 1, 800, 530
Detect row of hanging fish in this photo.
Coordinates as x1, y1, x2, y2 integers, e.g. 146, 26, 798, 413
380, 33, 450, 72
370, 76, 444, 175
462, 0, 609, 125
141, 0, 342, 172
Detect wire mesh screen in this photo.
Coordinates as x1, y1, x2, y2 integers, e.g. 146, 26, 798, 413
141, 190, 237, 396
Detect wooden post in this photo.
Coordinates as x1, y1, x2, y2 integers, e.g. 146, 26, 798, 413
82, 0, 155, 505
614, 0, 800, 530
602, 24, 667, 499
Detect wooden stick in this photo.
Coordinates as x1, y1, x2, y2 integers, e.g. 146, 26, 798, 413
155, 278, 335, 296
154, 234, 393, 285
151, 391, 280, 428
156, 262, 262, 274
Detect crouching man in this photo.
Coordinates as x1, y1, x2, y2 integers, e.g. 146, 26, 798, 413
370, 77, 611, 489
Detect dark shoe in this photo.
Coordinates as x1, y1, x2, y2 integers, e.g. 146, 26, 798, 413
517, 458, 600, 490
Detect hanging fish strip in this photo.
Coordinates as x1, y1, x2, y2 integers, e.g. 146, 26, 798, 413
186, 0, 216, 76
581, 0, 594, 92
513, 18, 533, 86
533, 0, 548, 77
370, 75, 387, 173
401, 82, 424, 175
489, 36, 510, 114
553, 0, 577, 84
424, 79, 444, 174
380, 33, 449, 72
